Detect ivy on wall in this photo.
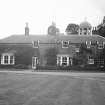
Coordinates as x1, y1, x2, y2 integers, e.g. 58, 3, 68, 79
45, 47, 58, 66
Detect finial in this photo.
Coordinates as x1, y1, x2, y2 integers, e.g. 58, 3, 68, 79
52, 21, 56, 26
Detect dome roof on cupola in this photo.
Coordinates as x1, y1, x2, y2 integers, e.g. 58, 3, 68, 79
80, 21, 92, 29
48, 22, 56, 29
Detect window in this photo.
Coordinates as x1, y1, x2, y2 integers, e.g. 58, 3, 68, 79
4, 55, 8, 64
75, 48, 80, 52
57, 56, 61, 65
86, 41, 91, 48
62, 41, 69, 48
97, 42, 104, 49
1, 54, 15, 65
96, 59, 104, 66
84, 28, 86, 30
32, 40, 39, 48
10, 56, 14, 64
91, 41, 97, 46
84, 32, 87, 35
98, 44, 104, 49
57, 55, 71, 66
88, 56, 94, 64
62, 57, 67, 66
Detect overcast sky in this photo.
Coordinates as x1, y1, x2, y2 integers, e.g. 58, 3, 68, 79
0, 0, 105, 39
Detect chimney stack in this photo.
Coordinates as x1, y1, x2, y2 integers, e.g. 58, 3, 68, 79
25, 22, 29, 36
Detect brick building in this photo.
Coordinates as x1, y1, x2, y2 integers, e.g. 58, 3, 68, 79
0, 21, 104, 70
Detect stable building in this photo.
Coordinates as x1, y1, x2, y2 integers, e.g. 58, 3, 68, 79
0, 21, 105, 70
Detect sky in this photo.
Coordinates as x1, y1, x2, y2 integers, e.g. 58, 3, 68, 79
0, 0, 105, 39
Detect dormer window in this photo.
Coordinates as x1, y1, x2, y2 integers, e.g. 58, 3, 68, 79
86, 41, 91, 48
98, 43, 104, 49
75, 48, 80, 52
62, 41, 69, 48
88, 56, 94, 64
1, 53, 15, 65
97, 41, 104, 49
32, 40, 39, 48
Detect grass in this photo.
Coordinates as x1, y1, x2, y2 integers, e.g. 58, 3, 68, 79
0, 72, 105, 105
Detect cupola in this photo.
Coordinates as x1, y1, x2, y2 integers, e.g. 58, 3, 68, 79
48, 22, 57, 35
79, 20, 92, 35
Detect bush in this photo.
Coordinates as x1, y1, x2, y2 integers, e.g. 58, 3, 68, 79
37, 65, 58, 70
14, 64, 28, 69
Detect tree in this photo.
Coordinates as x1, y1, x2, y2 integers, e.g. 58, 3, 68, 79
65, 23, 79, 35
97, 16, 105, 37
97, 25, 105, 37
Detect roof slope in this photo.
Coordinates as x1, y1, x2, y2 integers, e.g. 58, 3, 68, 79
0, 34, 105, 44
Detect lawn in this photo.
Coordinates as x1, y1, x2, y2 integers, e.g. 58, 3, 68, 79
0, 71, 105, 105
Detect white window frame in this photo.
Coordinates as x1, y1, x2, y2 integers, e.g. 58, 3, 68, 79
1, 53, 15, 65
75, 47, 80, 52
32, 40, 39, 48
32, 57, 38, 69
62, 56, 68, 66
86, 41, 91, 48
57, 55, 72, 66
62, 41, 69, 48
88, 56, 94, 64
97, 42, 104, 49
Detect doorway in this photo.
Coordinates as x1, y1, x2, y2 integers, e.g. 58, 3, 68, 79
32, 57, 38, 69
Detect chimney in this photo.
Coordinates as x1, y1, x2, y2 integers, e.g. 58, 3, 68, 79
25, 22, 29, 36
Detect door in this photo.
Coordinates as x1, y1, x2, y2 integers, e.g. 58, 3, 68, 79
32, 57, 38, 69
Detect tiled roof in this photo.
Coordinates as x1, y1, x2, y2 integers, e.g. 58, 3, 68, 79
2, 50, 17, 54
0, 34, 105, 44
